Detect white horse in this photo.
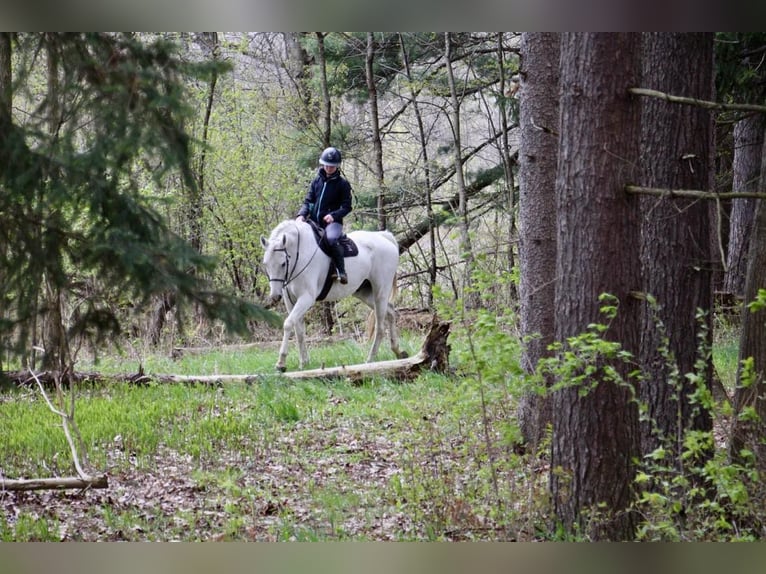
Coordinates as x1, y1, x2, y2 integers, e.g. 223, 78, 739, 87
260, 220, 407, 372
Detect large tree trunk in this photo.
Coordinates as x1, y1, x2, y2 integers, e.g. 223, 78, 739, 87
724, 115, 765, 298
516, 32, 560, 451
730, 125, 766, 470
551, 33, 642, 541
638, 33, 715, 460
0, 33, 10, 115
0, 33, 9, 373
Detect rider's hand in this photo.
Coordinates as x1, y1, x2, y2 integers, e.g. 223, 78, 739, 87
296, 215, 305, 222
323, 214, 334, 224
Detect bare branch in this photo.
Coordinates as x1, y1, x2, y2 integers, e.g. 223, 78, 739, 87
629, 87, 766, 114
29, 369, 89, 480
626, 184, 766, 200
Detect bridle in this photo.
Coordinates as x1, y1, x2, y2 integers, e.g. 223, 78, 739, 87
265, 223, 320, 305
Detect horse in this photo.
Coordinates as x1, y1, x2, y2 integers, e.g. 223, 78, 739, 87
260, 219, 408, 372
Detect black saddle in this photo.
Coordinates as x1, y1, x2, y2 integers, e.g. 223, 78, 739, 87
307, 220, 359, 258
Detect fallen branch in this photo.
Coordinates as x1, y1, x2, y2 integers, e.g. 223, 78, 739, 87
29, 369, 89, 479
1, 475, 108, 492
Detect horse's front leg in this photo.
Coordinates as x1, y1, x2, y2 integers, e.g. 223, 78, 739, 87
293, 316, 308, 369
276, 295, 314, 372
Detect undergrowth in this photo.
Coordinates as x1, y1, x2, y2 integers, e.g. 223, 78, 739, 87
0, 283, 761, 541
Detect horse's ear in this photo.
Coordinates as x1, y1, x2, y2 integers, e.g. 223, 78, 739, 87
260, 236, 268, 248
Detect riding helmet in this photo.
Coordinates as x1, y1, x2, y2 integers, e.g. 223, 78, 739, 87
319, 146, 342, 167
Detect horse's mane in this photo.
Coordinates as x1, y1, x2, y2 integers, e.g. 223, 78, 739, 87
268, 219, 301, 241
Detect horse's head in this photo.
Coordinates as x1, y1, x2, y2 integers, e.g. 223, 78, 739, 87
260, 232, 288, 304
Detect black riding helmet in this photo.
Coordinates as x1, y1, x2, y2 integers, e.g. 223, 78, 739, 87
319, 146, 342, 167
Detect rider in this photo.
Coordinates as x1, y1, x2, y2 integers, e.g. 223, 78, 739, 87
295, 146, 353, 284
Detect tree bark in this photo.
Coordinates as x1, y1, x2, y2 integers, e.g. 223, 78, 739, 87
0, 33, 11, 117
638, 33, 715, 460
724, 115, 765, 298
516, 32, 559, 451
551, 32, 642, 541
730, 125, 766, 470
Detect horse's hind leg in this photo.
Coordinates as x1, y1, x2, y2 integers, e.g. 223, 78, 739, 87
386, 305, 408, 359
354, 289, 386, 362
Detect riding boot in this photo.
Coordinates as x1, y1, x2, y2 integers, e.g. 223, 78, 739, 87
330, 243, 348, 284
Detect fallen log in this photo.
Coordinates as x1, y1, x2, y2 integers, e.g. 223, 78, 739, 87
1, 475, 108, 491
153, 319, 451, 384
285, 317, 451, 382
2, 318, 451, 386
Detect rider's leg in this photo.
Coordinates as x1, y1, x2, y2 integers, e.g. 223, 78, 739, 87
325, 222, 347, 284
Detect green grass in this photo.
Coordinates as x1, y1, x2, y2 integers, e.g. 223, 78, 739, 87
0, 324, 754, 541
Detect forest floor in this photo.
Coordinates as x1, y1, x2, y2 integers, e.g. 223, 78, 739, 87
2, 320, 760, 542
1, 331, 544, 542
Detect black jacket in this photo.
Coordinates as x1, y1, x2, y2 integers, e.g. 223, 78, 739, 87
297, 168, 352, 226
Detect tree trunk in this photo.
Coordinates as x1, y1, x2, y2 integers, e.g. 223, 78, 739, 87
191, 32, 219, 254
724, 115, 765, 298
497, 33, 518, 290
366, 33, 387, 230
730, 125, 766, 469
0, 33, 9, 373
638, 33, 715, 460
516, 32, 559, 451
551, 33, 642, 541
0, 33, 10, 115
444, 33, 478, 309
313, 32, 336, 335
398, 33, 436, 305
315, 32, 331, 146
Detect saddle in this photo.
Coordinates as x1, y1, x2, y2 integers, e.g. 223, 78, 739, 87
306, 220, 359, 302
307, 220, 359, 258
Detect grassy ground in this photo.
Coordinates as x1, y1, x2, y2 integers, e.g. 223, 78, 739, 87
0, 316, 757, 541
0, 329, 547, 541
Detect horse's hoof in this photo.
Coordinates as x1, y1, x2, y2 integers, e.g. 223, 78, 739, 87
276, 365, 286, 373
398, 351, 409, 359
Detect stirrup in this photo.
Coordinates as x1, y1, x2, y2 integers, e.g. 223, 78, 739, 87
332, 268, 348, 284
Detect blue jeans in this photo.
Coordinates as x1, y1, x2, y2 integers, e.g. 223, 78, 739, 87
324, 222, 343, 246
